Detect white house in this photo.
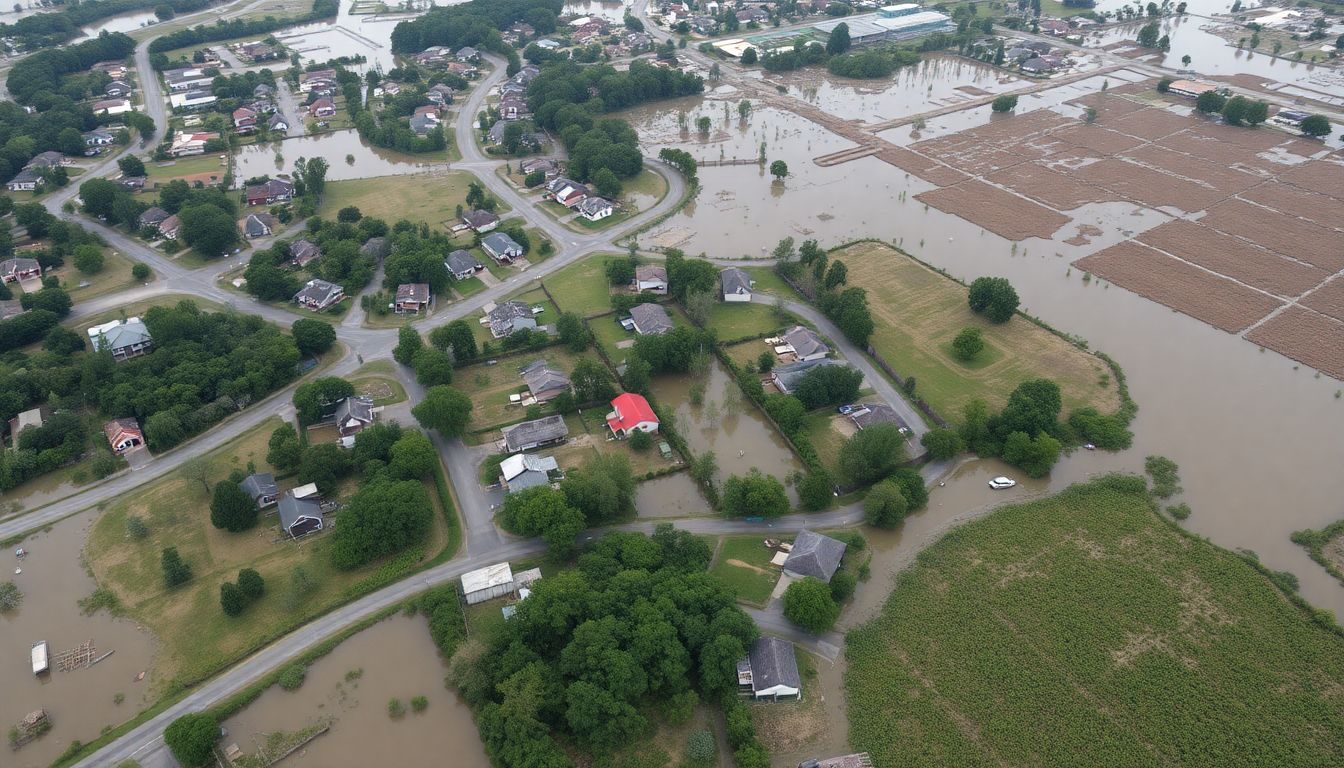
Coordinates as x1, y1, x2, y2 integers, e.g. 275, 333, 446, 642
737, 636, 801, 700
721, 267, 753, 302
635, 264, 669, 294
462, 562, 516, 604
577, 196, 614, 222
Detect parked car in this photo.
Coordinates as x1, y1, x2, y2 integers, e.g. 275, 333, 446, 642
837, 404, 857, 414
988, 476, 1016, 490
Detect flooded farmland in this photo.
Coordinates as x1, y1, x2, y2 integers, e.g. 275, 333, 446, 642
232, 129, 440, 182
220, 613, 488, 768
0, 512, 156, 768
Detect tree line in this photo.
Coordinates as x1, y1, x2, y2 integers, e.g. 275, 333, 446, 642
148, 0, 338, 67
7, 30, 136, 104
244, 214, 386, 302
390, 0, 561, 55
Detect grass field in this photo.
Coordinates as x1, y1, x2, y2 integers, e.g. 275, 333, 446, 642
704, 300, 791, 343
543, 253, 620, 317
545, 409, 677, 478
68, 293, 231, 333
709, 535, 785, 607
317, 172, 508, 229
800, 409, 851, 477
833, 242, 1118, 420
145, 154, 229, 186
845, 475, 1344, 768
457, 347, 604, 430
86, 419, 451, 689
56, 249, 143, 303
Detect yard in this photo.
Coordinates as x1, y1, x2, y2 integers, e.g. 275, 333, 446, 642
834, 241, 1119, 420
545, 409, 678, 478
457, 347, 604, 431
800, 409, 853, 478
542, 252, 621, 317
145, 154, 229, 188
84, 419, 453, 688
703, 300, 791, 344
709, 535, 787, 607
470, 286, 559, 349
316, 172, 509, 229
845, 476, 1344, 767
56, 248, 145, 303
349, 361, 407, 406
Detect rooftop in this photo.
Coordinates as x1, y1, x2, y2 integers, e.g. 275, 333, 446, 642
782, 529, 847, 581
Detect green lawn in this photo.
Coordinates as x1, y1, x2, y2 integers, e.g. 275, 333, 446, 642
317, 172, 508, 229
709, 535, 785, 607
543, 253, 620, 317
145, 154, 229, 187
742, 267, 795, 297
846, 475, 1344, 768
58, 249, 144, 303
452, 275, 486, 298
704, 301, 791, 344
801, 410, 848, 477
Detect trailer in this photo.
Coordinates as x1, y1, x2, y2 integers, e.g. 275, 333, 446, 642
31, 640, 49, 675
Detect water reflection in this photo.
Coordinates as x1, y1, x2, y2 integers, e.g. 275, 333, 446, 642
232, 129, 440, 182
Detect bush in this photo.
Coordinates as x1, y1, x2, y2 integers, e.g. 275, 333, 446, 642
237, 568, 265, 600
951, 327, 984, 361
163, 713, 218, 767
920, 428, 964, 461
629, 429, 653, 451
991, 94, 1019, 112
220, 582, 246, 616
830, 569, 857, 602
132, 262, 151, 280
210, 480, 259, 532
388, 697, 406, 718
838, 424, 906, 485
161, 547, 191, 588
782, 576, 840, 633
411, 695, 429, 712
1167, 503, 1191, 521
686, 730, 716, 765
291, 318, 337, 356
279, 663, 307, 691
125, 515, 148, 539
864, 479, 908, 529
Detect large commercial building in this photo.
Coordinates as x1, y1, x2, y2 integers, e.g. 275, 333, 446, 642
812, 4, 954, 45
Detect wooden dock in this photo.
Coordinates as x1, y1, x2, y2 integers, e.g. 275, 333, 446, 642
52, 639, 95, 672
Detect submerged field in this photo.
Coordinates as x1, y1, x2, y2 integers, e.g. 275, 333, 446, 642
845, 476, 1344, 767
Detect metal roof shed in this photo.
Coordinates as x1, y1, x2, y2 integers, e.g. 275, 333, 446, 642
462, 562, 516, 604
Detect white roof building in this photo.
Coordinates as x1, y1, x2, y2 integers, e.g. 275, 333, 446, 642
462, 562, 515, 604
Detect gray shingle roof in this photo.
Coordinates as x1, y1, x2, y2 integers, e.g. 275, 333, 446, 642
772, 358, 844, 394
850, 403, 904, 431
783, 325, 829, 359
629, 302, 672, 335
240, 472, 278, 502
721, 267, 752, 297
747, 636, 801, 695
501, 414, 569, 452
782, 529, 847, 582
277, 493, 322, 533
334, 396, 375, 426
520, 359, 570, 400
445, 249, 481, 275
482, 232, 523, 258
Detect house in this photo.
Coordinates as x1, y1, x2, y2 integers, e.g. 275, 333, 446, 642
87, 317, 154, 361
0, 257, 41, 283
1167, 79, 1219, 98
501, 415, 569, 452
780, 325, 829, 361
1005, 46, 1034, 62
92, 61, 129, 78
482, 232, 524, 264
606, 392, 659, 438
168, 132, 218, 157
159, 214, 182, 240
1023, 40, 1052, 54
118, 176, 146, 191
137, 207, 171, 231
413, 104, 441, 122
447, 61, 478, 77
294, 279, 345, 311
578, 196, 614, 222
520, 359, 571, 402
462, 562, 515, 605
410, 113, 437, 136
736, 7, 769, 23
277, 492, 323, 538
634, 265, 668, 294
6, 168, 41, 192
426, 83, 454, 105
104, 418, 144, 454
499, 453, 559, 492
309, 98, 336, 118
246, 178, 294, 206
233, 106, 258, 132
7, 406, 47, 445
394, 282, 431, 314
456, 46, 480, 61
771, 358, 842, 394
267, 113, 290, 133
848, 403, 906, 432
1271, 109, 1311, 129
413, 46, 450, 66
26, 151, 68, 170
163, 67, 214, 92
519, 157, 560, 178
92, 98, 133, 115
720, 267, 753, 302
691, 15, 717, 34
445, 249, 482, 280
625, 31, 654, 51
361, 237, 390, 260
240, 472, 279, 509
298, 69, 337, 92
289, 239, 321, 268
737, 636, 801, 700
1019, 57, 1057, 75
104, 80, 132, 97
242, 213, 275, 238
1038, 18, 1070, 35
83, 128, 116, 146
546, 177, 589, 207
499, 96, 528, 120
253, 83, 276, 98
167, 90, 216, 111
462, 209, 500, 233
333, 396, 377, 439
240, 42, 279, 61
629, 302, 673, 336
782, 529, 846, 582
486, 300, 539, 337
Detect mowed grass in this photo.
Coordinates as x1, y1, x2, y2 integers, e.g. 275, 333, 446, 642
835, 242, 1118, 419
845, 476, 1344, 768
317, 172, 508, 228
458, 347, 604, 431
704, 300, 790, 343
543, 253, 619, 317
86, 419, 449, 689
55, 249, 144, 303
709, 535, 784, 607
145, 154, 228, 186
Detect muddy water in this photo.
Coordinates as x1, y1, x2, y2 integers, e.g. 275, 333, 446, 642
563, 0, 627, 23
0, 512, 156, 768
635, 473, 712, 517
78, 9, 158, 37
232, 129, 441, 182
220, 613, 488, 768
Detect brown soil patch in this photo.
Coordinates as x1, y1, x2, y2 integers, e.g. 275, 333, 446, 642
1137, 220, 1328, 298
1105, 107, 1191, 141
1075, 241, 1282, 333
987, 162, 1111, 210
956, 84, 991, 96
1201, 199, 1344, 272
934, 144, 1033, 176
916, 180, 1068, 241
1050, 123, 1146, 155
1277, 155, 1344, 200
1067, 92, 1149, 119
1069, 158, 1229, 212
1301, 278, 1344, 323
1064, 224, 1104, 246
873, 146, 971, 186
1126, 145, 1264, 196
725, 558, 770, 575
1238, 181, 1344, 232
1246, 307, 1344, 380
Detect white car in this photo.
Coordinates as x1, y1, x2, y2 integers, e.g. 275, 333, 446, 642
988, 476, 1016, 490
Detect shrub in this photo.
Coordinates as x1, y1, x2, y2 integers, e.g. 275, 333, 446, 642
163, 713, 218, 767
629, 429, 653, 451
237, 568, 265, 600
1167, 503, 1191, 521
782, 576, 840, 633
388, 697, 405, 718
830, 569, 857, 602
686, 730, 716, 765
410, 695, 429, 712
220, 582, 246, 616
161, 547, 191, 588
951, 327, 984, 361
991, 94, 1018, 112
131, 262, 151, 280
920, 428, 964, 461
278, 663, 306, 691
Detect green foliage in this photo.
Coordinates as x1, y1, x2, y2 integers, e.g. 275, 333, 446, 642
291, 318, 337, 356
388, 697, 406, 718
629, 429, 653, 451
0, 580, 22, 612
686, 730, 716, 764
500, 486, 586, 559
793, 364, 863, 409
556, 312, 589, 352
1299, 114, 1331, 138
267, 423, 303, 473
720, 468, 789, 517
1156, 77, 1173, 93
164, 712, 218, 767
237, 568, 265, 600
74, 244, 105, 274
220, 581, 246, 616
329, 480, 434, 570
920, 428, 964, 461
1067, 407, 1133, 450
125, 515, 149, 539
967, 276, 1019, 323
782, 576, 840, 633
293, 376, 355, 425
991, 94, 1019, 112
562, 452, 637, 525
411, 695, 429, 712
864, 479, 908, 529
161, 546, 191, 588
1167, 503, 1192, 521
412, 385, 473, 435
413, 346, 454, 387
394, 325, 424, 366
278, 663, 306, 691
1144, 455, 1181, 498
951, 327, 984, 361
838, 424, 906, 485
1196, 89, 1227, 114
769, 160, 789, 179
831, 569, 857, 602
210, 480, 259, 532
431, 320, 478, 364
1000, 430, 1061, 478
798, 469, 834, 511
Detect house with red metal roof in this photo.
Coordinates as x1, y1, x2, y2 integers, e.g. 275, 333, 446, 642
605, 393, 659, 438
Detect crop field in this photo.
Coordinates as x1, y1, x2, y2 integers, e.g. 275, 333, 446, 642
834, 241, 1118, 419
1245, 306, 1344, 381
845, 476, 1344, 768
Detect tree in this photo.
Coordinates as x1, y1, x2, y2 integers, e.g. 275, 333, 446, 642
572, 358, 615, 403
696, 115, 712, 134
741, 46, 757, 65
782, 577, 840, 633
1156, 77, 1173, 93
388, 430, 437, 480
838, 423, 906, 485
132, 262, 151, 280
997, 378, 1062, 438
793, 364, 863, 409
967, 276, 1018, 323
991, 94, 1018, 113
720, 469, 789, 517
1137, 21, 1159, 48
1244, 100, 1269, 127
413, 385, 473, 435
267, 423, 302, 472
592, 167, 621, 198
178, 204, 239, 257
769, 160, 788, 180
393, 325, 423, 366
557, 312, 589, 352
293, 376, 354, 424
432, 320, 478, 363
164, 712, 218, 767
0, 580, 23, 612
1221, 95, 1251, 126
74, 244, 105, 274
118, 155, 146, 177
337, 206, 362, 222
220, 581, 247, 616
1195, 90, 1227, 114
830, 569, 856, 602
330, 479, 434, 569
1181, 54, 1191, 67
413, 346, 454, 387
757, 351, 775, 373
563, 452, 637, 524
864, 479, 908, 528
823, 260, 848, 290
1300, 114, 1331, 138
951, 327, 984, 360
1001, 430, 1062, 477
920, 428, 964, 461
826, 22, 851, 55
798, 470, 834, 511
161, 546, 192, 588
291, 318, 336, 356
298, 443, 351, 496
237, 568, 265, 600
43, 325, 85, 354
210, 480, 258, 532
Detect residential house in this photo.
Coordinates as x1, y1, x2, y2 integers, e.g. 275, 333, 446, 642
736, 7, 769, 23
104, 418, 144, 454
499, 453, 559, 492
1019, 56, 1057, 75
394, 282, 432, 314
246, 178, 294, 206
377, 80, 402, 97
413, 104, 441, 123
294, 279, 345, 311
456, 46, 480, 61
240, 472, 280, 509
309, 98, 336, 118
26, 151, 68, 169
606, 392, 659, 437
168, 131, 219, 157
0, 257, 41, 283
546, 177, 589, 208
578, 196, 614, 222
277, 492, 323, 538
462, 562, 515, 605
520, 359, 571, 403
5, 168, 41, 192
83, 128, 116, 146
1272, 108, 1311, 129
298, 69, 337, 92
737, 636, 801, 700
333, 396, 377, 439
1005, 46, 1034, 62
1023, 40, 1052, 54
426, 83, 454, 105
163, 67, 214, 92
691, 16, 717, 34
771, 358, 843, 394
848, 403, 906, 432
93, 98, 133, 115
445, 249, 483, 280
447, 61, 478, 77
410, 113, 437, 136
233, 106, 258, 133
628, 302, 673, 336
267, 113, 290, 133
159, 214, 182, 240
104, 80, 132, 98
240, 42, 279, 61
501, 415, 569, 452
780, 325, 829, 361
1167, 79, 1220, 98
91, 61, 129, 79
7, 406, 47, 446
482, 232, 524, 264
625, 31, 654, 51
118, 176, 146, 191
87, 317, 154, 361
253, 83, 276, 98
168, 90, 216, 110
782, 529, 846, 582
289, 239, 321, 268
499, 96, 528, 120
137, 206, 170, 231
413, 46, 450, 66
519, 157, 560, 178
242, 213, 275, 238
462, 209, 500, 233
486, 299, 539, 337
720, 267, 753, 302
361, 236, 390, 260
634, 265, 669, 294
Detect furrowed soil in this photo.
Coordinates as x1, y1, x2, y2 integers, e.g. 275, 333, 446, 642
914, 181, 1069, 241
1245, 307, 1344, 381
1136, 220, 1328, 299
845, 476, 1344, 768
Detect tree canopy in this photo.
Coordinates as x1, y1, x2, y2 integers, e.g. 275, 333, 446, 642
967, 276, 1019, 323
329, 479, 434, 569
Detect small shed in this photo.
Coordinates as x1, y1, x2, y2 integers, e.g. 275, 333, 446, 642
462, 562, 515, 604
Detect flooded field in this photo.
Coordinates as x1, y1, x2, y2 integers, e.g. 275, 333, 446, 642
563, 0, 627, 23
78, 9, 158, 37
232, 129, 440, 182
0, 512, 156, 768
634, 473, 712, 518
220, 613, 488, 768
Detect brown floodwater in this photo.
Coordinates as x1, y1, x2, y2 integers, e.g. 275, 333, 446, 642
634, 473, 712, 518
220, 613, 488, 768
0, 511, 156, 768
232, 129, 440, 182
